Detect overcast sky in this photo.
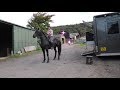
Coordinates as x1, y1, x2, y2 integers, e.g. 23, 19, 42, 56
0, 12, 112, 27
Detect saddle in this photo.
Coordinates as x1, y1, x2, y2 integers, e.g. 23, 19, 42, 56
43, 33, 53, 49
48, 40, 53, 49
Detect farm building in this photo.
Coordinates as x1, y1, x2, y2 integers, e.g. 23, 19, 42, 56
0, 19, 38, 57
70, 33, 79, 39
58, 31, 70, 44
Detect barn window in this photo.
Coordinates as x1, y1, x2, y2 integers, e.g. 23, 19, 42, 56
107, 21, 119, 34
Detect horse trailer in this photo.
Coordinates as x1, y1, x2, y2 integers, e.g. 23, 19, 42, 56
0, 19, 38, 57
82, 12, 120, 56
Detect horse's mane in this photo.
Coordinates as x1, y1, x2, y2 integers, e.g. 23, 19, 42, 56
40, 30, 50, 41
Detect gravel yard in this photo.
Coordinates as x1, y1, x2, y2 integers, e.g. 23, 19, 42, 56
0, 44, 120, 78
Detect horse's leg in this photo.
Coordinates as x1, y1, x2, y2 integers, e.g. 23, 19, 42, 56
57, 44, 61, 60
53, 46, 57, 60
46, 49, 49, 63
42, 48, 46, 63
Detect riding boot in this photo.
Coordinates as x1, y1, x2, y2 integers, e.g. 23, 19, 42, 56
50, 42, 53, 49
48, 40, 51, 49
51, 42, 53, 49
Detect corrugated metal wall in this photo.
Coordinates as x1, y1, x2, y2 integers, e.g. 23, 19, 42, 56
13, 25, 38, 54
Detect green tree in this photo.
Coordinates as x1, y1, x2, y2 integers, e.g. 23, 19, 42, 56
53, 28, 60, 35
52, 22, 93, 36
27, 12, 54, 32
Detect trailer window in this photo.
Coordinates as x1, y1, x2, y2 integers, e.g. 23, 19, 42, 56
107, 21, 119, 34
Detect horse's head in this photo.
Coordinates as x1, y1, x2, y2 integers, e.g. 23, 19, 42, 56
33, 30, 38, 38
33, 29, 42, 38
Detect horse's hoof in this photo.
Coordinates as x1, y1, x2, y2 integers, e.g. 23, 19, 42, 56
53, 58, 55, 60
47, 61, 49, 63
42, 61, 45, 63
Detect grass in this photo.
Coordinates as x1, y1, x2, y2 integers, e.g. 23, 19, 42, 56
74, 40, 86, 47
80, 43, 86, 47
10, 48, 42, 58
74, 42, 86, 48
0, 48, 42, 62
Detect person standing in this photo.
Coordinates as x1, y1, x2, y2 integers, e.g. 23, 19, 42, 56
68, 39, 71, 45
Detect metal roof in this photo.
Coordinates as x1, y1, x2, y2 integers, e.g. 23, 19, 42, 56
94, 12, 120, 18
0, 19, 35, 31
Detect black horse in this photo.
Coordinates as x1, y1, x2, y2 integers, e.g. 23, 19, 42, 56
33, 29, 61, 63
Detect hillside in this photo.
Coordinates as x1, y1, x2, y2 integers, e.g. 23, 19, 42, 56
51, 22, 93, 37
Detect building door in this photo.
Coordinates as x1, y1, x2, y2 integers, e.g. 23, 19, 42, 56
95, 17, 107, 53
62, 38, 64, 44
